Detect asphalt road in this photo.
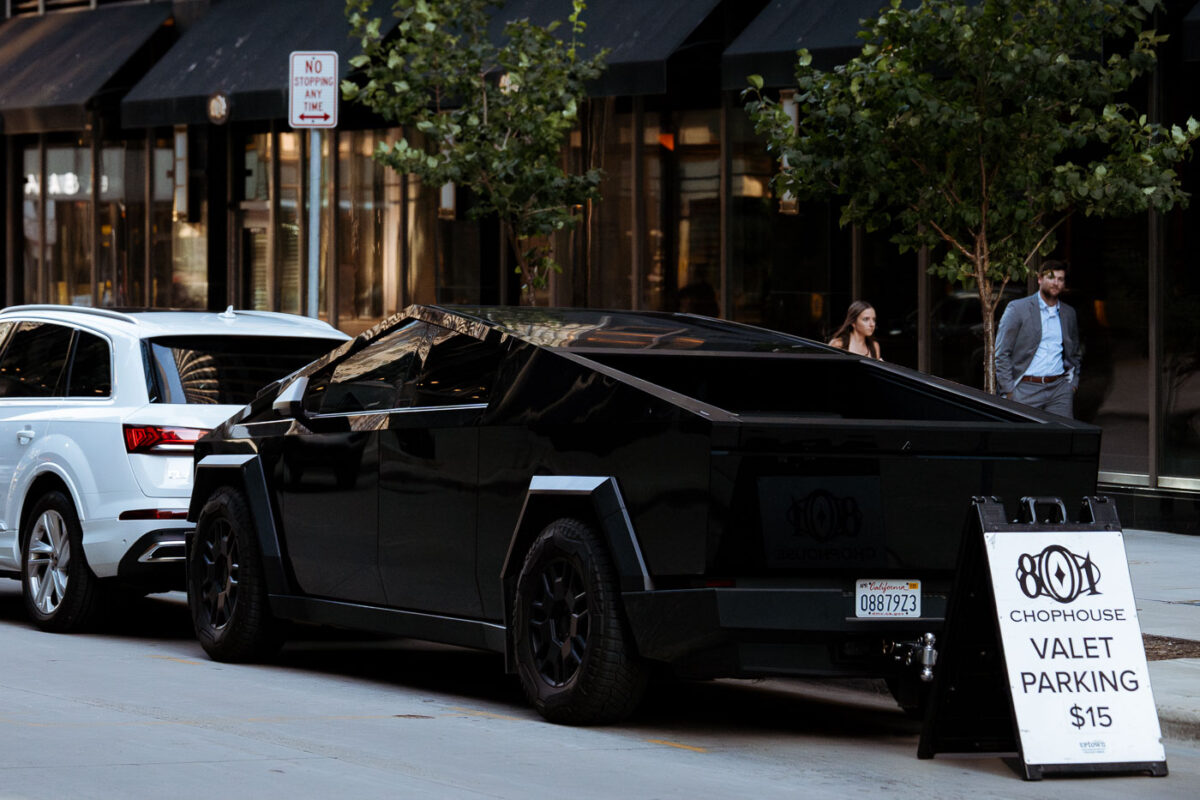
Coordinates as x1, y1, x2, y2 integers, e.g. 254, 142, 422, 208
0, 582, 1197, 800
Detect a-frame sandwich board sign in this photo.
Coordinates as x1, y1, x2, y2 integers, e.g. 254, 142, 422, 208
918, 496, 1167, 780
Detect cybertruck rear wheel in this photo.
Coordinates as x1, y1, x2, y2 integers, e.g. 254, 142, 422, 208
21, 491, 103, 632
514, 518, 648, 725
189, 486, 284, 662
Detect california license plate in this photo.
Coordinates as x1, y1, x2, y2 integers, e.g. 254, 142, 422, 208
855, 579, 921, 618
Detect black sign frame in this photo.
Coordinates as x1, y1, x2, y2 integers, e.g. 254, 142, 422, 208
918, 496, 1168, 780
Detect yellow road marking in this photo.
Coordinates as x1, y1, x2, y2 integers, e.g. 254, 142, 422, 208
445, 706, 526, 722
646, 738, 707, 753
148, 655, 206, 666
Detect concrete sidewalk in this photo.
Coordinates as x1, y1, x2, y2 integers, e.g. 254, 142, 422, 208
1125, 529, 1200, 743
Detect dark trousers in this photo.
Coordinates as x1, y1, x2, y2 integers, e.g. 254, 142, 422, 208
1011, 378, 1074, 419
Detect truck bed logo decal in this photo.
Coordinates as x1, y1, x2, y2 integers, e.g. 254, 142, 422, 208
787, 489, 862, 541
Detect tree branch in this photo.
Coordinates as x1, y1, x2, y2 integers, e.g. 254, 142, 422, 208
1023, 211, 1072, 266
917, 211, 976, 263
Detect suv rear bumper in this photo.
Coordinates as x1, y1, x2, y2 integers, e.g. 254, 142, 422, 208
82, 517, 191, 579
114, 529, 189, 590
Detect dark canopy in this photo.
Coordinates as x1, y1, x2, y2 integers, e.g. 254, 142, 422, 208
0, 3, 171, 133
121, 0, 395, 128
489, 0, 723, 96
721, 0, 900, 90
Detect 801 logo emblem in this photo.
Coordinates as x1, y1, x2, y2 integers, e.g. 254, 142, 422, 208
1015, 545, 1102, 603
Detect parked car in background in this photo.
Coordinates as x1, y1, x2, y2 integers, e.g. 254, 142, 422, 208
0, 305, 349, 632
187, 305, 1099, 725
879, 288, 1023, 387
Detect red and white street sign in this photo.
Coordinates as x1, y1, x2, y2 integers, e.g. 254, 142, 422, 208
289, 51, 338, 128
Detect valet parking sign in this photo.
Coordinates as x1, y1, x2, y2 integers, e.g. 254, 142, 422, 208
986, 530, 1166, 766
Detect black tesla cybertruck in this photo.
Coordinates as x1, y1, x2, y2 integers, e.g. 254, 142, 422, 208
186, 305, 1101, 724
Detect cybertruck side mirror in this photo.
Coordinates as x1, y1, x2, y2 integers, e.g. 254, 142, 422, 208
272, 376, 309, 419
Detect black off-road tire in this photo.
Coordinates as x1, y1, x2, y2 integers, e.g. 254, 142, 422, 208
188, 486, 285, 662
20, 491, 104, 632
513, 518, 649, 725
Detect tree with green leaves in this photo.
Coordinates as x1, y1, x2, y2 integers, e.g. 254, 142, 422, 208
343, 0, 605, 304
745, 0, 1197, 393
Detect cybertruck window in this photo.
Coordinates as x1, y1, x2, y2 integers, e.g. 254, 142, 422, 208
305, 321, 429, 414
410, 326, 502, 406
147, 335, 344, 405
303, 321, 500, 414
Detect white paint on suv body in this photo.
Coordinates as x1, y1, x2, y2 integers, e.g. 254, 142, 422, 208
0, 306, 348, 579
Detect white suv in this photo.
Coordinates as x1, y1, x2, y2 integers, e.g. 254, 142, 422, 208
0, 305, 349, 632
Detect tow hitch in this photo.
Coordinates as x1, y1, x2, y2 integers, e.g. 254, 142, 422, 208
887, 632, 938, 682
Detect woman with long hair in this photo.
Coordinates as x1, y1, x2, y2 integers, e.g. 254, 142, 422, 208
828, 300, 882, 359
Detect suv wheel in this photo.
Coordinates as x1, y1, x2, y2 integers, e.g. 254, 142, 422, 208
188, 486, 284, 662
21, 491, 103, 632
513, 518, 648, 725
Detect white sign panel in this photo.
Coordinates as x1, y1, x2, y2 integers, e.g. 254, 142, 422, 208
985, 530, 1165, 766
289, 51, 338, 128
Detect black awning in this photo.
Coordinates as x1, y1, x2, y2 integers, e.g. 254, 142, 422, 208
490, 0, 723, 96
121, 0, 395, 128
721, 0, 904, 91
0, 3, 172, 133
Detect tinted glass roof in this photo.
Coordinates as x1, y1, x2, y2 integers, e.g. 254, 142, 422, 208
439, 306, 827, 353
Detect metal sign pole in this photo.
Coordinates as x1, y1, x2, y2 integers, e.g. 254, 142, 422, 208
307, 129, 321, 318
288, 50, 338, 319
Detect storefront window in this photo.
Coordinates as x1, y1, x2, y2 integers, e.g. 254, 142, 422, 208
337, 129, 401, 334
278, 132, 302, 314
21, 146, 42, 302
641, 113, 667, 310
106, 140, 146, 306
45, 145, 92, 305
1071, 215, 1149, 477
244, 133, 271, 310
672, 110, 721, 314
1163, 225, 1200, 481
406, 172, 438, 306
726, 103, 837, 338
589, 107, 633, 309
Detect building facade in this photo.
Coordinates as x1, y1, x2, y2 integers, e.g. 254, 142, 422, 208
2, 0, 1199, 530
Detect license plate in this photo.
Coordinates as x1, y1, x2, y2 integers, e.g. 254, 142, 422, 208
855, 579, 921, 618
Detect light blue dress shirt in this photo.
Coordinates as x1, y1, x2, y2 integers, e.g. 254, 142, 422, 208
1023, 293, 1064, 379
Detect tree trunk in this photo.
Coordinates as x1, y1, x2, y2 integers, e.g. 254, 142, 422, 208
503, 221, 536, 306
976, 254, 1001, 395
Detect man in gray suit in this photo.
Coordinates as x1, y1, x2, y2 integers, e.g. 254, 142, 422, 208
994, 261, 1082, 418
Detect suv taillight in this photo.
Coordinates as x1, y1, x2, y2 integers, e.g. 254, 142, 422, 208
123, 424, 207, 454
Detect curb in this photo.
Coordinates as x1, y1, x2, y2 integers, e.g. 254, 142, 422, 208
1148, 659, 1200, 744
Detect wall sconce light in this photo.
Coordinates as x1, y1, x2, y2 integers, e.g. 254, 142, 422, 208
438, 182, 456, 220
172, 125, 188, 222
778, 90, 799, 215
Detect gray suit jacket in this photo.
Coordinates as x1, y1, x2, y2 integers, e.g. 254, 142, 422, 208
993, 293, 1081, 396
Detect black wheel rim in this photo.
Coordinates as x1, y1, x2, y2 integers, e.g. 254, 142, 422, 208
527, 556, 590, 687
197, 517, 239, 630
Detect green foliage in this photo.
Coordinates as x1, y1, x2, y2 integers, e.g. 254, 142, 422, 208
745, 0, 1197, 392
344, 0, 606, 304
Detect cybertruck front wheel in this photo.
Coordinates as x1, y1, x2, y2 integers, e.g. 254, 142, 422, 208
514, 518, 648, 725
188, 486, 284, 662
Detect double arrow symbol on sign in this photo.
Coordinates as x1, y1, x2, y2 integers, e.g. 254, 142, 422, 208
299, 113, 330, 121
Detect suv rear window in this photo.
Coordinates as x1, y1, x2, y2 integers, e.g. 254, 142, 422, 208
145, 335, 343, 405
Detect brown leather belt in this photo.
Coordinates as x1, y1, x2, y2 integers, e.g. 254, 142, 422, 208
1020, 373, 1066, 384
